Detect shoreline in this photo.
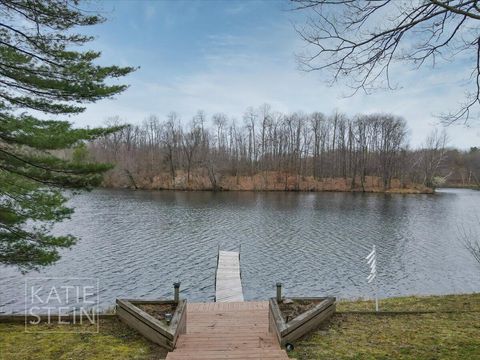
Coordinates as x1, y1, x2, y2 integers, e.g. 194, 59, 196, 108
100, 185, 434, 194
1, 292, 478, 317
102, 172, 434, 194
440, 184, 480, 190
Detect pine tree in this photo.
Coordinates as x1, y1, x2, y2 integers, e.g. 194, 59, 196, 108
0, 1, 135, 271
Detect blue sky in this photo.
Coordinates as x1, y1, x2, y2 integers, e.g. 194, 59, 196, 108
72, 0, 479, 148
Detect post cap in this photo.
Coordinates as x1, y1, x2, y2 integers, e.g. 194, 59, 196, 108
276, 282, 282, 287
173, 282, 181, 288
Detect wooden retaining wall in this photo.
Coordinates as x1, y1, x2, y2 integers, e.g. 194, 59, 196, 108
269, 297, 336, 347
0, 313, 115, 323
116, 299, 187, 351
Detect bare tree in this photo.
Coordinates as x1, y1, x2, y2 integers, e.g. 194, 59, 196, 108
90, 105, 480, 192
181, 121, 201, 185
293, 0, 480, 123
243, 107, 258, 174
421, 129, 448, 188
458, 224, 480, 265
212, 113, 228, 151
162, 112, 180, 186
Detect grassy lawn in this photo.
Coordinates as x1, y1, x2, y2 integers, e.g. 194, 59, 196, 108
1, 294, 479, 359
0, 318, 167, 360
290, 293, 480, 360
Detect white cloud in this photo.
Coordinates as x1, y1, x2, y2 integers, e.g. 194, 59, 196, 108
144, 4, 156, 21
73, 53, 480, 149
70, 5, 479, 150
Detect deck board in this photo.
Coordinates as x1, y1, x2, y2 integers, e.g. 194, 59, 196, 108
165, 301, 289, 360
215, 250, 244, 302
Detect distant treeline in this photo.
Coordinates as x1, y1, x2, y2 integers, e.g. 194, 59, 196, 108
86, 105, 479, 192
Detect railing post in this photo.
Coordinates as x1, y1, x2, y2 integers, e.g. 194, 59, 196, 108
276, 282, 282, 302
174, 282, 181, 303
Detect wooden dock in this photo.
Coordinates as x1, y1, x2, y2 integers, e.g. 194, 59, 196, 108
165, 301, 289, 359
116, 248, 331, 359
215, 250, 244, 302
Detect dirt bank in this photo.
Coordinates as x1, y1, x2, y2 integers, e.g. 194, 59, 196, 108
102, 170, 433, 194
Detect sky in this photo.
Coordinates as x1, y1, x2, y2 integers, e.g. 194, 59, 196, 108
71, 0, 480, 148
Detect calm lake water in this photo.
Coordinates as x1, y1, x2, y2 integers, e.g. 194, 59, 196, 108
1, 188, 479, 313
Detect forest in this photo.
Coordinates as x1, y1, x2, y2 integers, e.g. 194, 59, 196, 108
84, 105, 479, 193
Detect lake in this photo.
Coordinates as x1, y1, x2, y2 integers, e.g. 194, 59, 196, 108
1, 188, 479, 313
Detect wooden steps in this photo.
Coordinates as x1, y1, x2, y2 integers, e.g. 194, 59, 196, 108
166, 301, 290, 360
166, 349, 290, 359
175, 334, 279, 349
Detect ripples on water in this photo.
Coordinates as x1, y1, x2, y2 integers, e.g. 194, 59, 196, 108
1, 188, 479, 313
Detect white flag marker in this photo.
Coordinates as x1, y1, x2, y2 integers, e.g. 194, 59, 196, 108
366, 245, 379, 312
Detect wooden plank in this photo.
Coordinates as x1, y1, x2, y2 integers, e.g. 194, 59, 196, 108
117, 305, 174, 350
116, 298, 188, 352
116, 299, 174, 340
215, 250, 244, 302
120, 299, 180, 305
166, 301, 289, 360
0, 314, 114, 323
269, 298, 287, 333
166, 350, 290, 359
280, 298, 334, 336
268, 296, 336, 348
269, 300, 284, 345
281, 304, 335, 347
169, 299, 187, 344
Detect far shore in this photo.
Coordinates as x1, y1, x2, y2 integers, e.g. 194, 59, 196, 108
102, 172, 434, 194
440, 183, 480, 190
102, 185, 434, 194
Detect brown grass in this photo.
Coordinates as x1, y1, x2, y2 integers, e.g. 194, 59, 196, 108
104, 170, 432, 194
278, 299, 320, 323
136, 303, 176, 324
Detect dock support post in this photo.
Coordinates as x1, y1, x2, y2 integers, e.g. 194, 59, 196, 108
276, 282, 282, 302
174, 282, 181, 303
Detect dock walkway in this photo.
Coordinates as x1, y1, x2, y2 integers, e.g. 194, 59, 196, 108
165, 301, 289, 359
166, 249, 289, 358
215, 250, 244, 302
